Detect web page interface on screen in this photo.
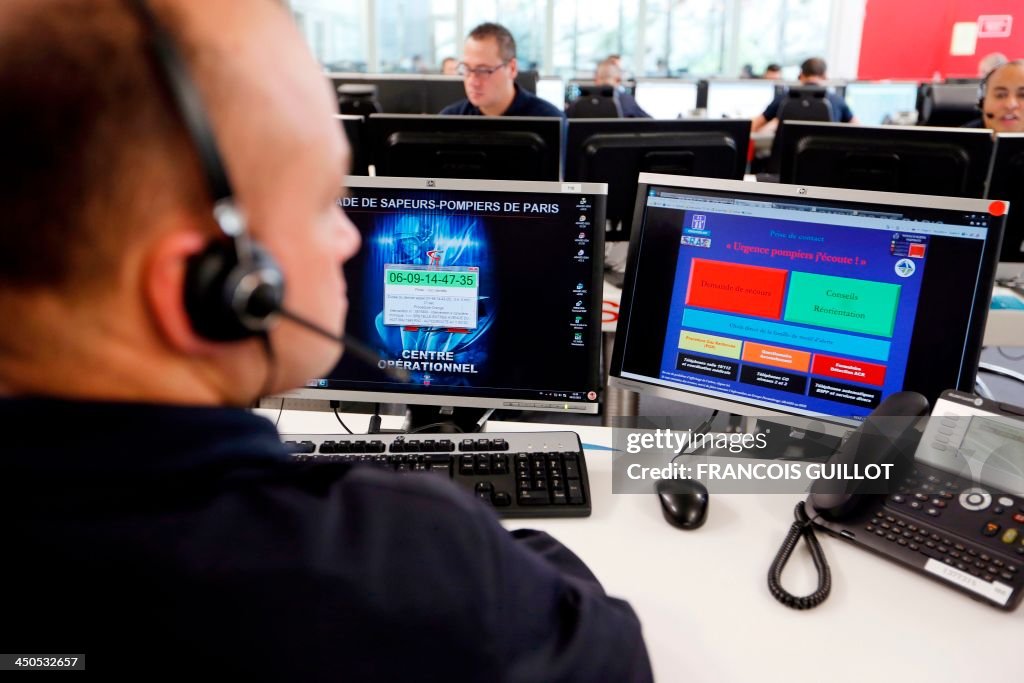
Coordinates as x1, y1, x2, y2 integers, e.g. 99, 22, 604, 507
619, 185, 994, 421
310, 184, 603, 406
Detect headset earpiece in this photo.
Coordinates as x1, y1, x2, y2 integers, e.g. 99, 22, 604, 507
184, 237, 284, 342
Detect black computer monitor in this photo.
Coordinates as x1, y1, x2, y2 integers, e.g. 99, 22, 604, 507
986, 133, 1024, 278
287, 176, 608, 431
336, 115, 369, 176
611, 174, 1003, 426
777, 121, 994, 198
421, 76, 470, 114
564, 118, 750, 241
917, 83, 980, 127
368, 114, 562, 181
328, 74, 427, 113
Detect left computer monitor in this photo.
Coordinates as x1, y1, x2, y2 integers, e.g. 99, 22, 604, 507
287, 176, 608, 429
777, 121, 994, 199
986, 133, 1024, 279
367, 114, 562, 181
564, 118, 750, 241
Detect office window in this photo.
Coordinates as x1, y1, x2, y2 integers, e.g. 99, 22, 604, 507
287, 0, 844, 78
288, 0, 366, 71
646, 0, 727, 76
735, 0, 832, 75
552, 0, 639, 79
376, 0, 458, 73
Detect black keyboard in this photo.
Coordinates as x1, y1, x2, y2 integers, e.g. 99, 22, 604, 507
280, 431, 591, 519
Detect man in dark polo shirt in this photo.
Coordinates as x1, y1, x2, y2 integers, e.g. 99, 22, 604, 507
440, 23, 564, 117
751, 57, 857, 132
0, 1, 649, 680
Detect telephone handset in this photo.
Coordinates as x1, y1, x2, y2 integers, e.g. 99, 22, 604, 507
793, 390, 1024, 611
808, 391, 930, 520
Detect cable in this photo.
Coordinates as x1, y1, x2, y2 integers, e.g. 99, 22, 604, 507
668, 410, 720, 464
767, 503, 832, 610
997, 347, 1024, 362
978, 361, 1024, 387
407, 421, 465, 435
330, 402, 353, 435
974, 375, 995, 400
274, 397, 285, 428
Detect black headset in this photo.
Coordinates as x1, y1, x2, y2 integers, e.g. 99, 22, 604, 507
129, 0, 285, 342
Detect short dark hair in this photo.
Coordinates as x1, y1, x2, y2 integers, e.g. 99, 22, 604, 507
0, 0, 204, 293
765, 63, 782, 72
800, 57, 827, 78
467, 22, 516, 62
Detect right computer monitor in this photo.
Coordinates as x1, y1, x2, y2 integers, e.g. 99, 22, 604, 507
841, 81, 919, 125
611, 174, 1004, 426
367, 114, 562, 181
987, 133, 1024, 278
564, 118, 750, 241
778, 122, 994, 199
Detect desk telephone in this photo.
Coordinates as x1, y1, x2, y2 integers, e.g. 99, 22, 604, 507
802, 390, 1024, 610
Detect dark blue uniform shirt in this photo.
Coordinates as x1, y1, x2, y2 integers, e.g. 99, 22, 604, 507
0, 398, 651, 682
441, 84, 565, 118
762, 90, 855, 123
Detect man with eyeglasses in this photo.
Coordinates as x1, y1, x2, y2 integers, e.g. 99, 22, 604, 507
440, 22, 564, 117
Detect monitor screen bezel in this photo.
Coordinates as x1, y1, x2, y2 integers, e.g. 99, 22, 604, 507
283, 175, 610, 415
987, 132, 1024, 276
609, 173, 1004, 430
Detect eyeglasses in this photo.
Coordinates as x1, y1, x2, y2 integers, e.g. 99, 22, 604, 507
456, 62, 508, 78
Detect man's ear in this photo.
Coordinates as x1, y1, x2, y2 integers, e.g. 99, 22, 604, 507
142, 229, 218, 354
507, 57, 519, 80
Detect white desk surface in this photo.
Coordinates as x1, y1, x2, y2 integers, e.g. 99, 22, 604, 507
264, 408, 1021, 683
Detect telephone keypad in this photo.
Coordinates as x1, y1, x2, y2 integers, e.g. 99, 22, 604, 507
869, 510, 1021, 583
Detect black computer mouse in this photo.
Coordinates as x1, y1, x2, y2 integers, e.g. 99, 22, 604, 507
656, 478, 709, 530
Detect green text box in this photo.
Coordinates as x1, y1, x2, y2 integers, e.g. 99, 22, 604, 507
783, 271, 900, 338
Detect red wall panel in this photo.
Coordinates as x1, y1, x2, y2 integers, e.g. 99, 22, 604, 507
858, 0, 1024, 80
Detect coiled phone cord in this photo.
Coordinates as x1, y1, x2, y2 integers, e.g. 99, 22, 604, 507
767, 502, 832, 609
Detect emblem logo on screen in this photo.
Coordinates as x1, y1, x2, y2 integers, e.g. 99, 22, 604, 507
895, 258, 916, 278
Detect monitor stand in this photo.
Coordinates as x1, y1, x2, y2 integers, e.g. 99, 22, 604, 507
402, 405, 492, 434
677, 414, 844, 462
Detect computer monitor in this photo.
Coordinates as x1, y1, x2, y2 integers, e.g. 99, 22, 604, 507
841, 81, 919, 125
986, 133, 1024, 279
777, 122, 994, 198
289, 176, 608, 430
328, 73, 427, 114
336, 115, 369, 176
367, 114, 562, 181
917, 83, 980, 127
564, 119, 750, 241
421, 76, 472, 114
703, 79, 778, 119
610, 174, 1003, 427
536, 76, 566, 112
633, 79, 700, 119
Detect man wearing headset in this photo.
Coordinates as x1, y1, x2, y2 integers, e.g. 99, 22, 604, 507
0, 1, 651, 680
965, 59, 1024, 133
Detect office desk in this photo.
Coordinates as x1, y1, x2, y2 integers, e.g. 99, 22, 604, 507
266, 408, 1021, 683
